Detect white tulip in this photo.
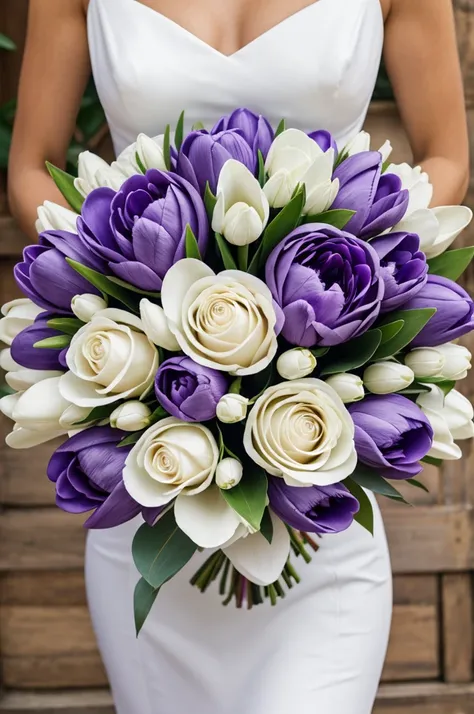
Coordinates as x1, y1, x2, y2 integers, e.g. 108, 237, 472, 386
71, 293, 108, 323
5, 368, 63, 392
0, 348, 21, 372
216, 394, 249, 423
324, 373, 365, 403
74, 151, 128, 197
110, 401, 152, 431
417, 386, 474, 460
342, 131, 393, 163
276, 348, 316, 380
387, 162, 433, 216
443, 390, 474, 440
139, 299, 180, 351
60, 308, 158, 407
135, 133, 167, 171
364, 362, 414, 394
244, 379, 357, 487
216, 458, 243, 490
392, 205, 472, 260
405, 343, 471, 381
36, 200, 79, 234
161, 259, 279, 376
212, 160, 269, 246
0, 298, 42, 346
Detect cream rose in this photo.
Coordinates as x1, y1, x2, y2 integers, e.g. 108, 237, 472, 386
161, 259, 280, 376
244, 378, 357, 486
60, 308, 158, 407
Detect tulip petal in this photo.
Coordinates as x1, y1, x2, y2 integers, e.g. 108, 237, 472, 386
174, 485, 241, 548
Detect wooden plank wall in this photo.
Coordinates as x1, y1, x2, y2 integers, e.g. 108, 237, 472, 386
0, 1, 474, 712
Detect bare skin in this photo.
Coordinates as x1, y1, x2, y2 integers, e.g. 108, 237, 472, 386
8, 0, 469, 240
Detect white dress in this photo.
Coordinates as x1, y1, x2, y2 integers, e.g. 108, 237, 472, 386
85, 1, 393, 712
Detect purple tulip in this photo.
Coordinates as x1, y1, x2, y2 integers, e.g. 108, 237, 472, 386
14, 230, 104, 314
268, 478, 360, 534
10, 314, 65, 371
332, 152, 409, 239
266, 224, 384, 347
403, 274, 474, 347
211, 108, 274, 160
77, 170, 208, 291
176, 129, 255, 194
155, 356, 229, 422
371, 232, 428, 312
308, 129, 338, 157
349, 395, 433, 480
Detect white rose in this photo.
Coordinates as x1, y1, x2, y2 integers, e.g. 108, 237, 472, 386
0, 298, 42, 346
363, 362, 414, 394
417, 386, 474, 460
139, 299, 180, 351
387, 162, 433, 215
216, 458, 243, 490
212, 160, 269, 246
161, 259, 279, 376
324, 373, 365, 403
36, 200, 79, 234
392, 205, 472, 260
244, 379, 357, 486
216, 394, 249, 423
405, 343, 471, 381
342, 131, 392, 163
71, 294, 108, 322
60, 308, 158, 407
110, 401, 152, 431
276, 348, 316, 380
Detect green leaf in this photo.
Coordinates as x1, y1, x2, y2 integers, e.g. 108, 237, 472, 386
417, 378, 456, 396
175, 110, 185, 152
148, 405, 168, 425
221, 464, 268, 532
373, 309, 437, 360
378, 320, 404, 344
135, 152, 147, 175
66, 259, 139, 312
319, 330, 382, 376
350, 466, 407, 502
117, 432, 143, 448
204, 182, 218, 219
74, 403, 116, 426
163, 124, 171, 171
302, 209, 355, 230
215, 233, 237, 270
46, 162, 84, 214
107, 276, 161, 298
405, 478, 430, 494
192, 121, 205, 131
132, 509, 198, 589
47, 318, 84, 336
0, 34, 16, 51
260, 507, 274, 544
257, 150, 266, 188
244, 363, 274, 402
34, 335, 71, 350
310, 347, 329, 358
185, 225, 202, 260
274, 119, 286, 137
250, 188, 305, 273
134, 578, 159, 636
422, 455, 443, 467
428, 246, 474, 282
344, 478, 374, 535
229, 377, 242, 395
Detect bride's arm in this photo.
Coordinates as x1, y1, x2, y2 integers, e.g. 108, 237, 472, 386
384, 0, 469, 206
8, 0, 90, 240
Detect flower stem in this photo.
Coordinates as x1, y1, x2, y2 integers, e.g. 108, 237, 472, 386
267, 584, 278, 606
237, 244, 249, 271
219, 557, 231, 595
300, 531, 320, 552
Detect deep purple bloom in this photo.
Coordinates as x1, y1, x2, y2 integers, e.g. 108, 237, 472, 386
370, 231, 428, 312
11, 314, 65, 371
14, 230, 104, 314
155, 356, 229, 422
308, 129, 338, 157
211, 108, 274, 160
266, 224, 384, 347
268, 478, 359, 534
77, 169, 208, 292
176, 129, 255, 194
349, 395, 433, 480
403, 274, 474, 347
332, 152, 409, 239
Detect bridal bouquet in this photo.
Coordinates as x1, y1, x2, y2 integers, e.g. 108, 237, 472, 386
2, 108, 474, 632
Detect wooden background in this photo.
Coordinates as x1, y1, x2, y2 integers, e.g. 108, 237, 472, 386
1, 1, 474, 712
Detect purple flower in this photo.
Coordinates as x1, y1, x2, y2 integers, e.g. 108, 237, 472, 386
403, 274, 474, 347
266, 224, 384, 347
268, 478, 360, 534
77, 170, 208, 292
332, 152, 409, 239
176, 129, 255, 194
14, 230, 104, 314
371, 231, 428, 312
211, 108, 274, 160
10, 314, 65, 371
155, 356, 229, 422
308, 129, 338, 157
349, 395, 434, 480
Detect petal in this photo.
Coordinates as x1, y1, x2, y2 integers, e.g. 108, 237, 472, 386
174, 485, 241, 548
161, 259, 215, 329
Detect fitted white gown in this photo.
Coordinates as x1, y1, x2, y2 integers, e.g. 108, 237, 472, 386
85, 1, 393, 712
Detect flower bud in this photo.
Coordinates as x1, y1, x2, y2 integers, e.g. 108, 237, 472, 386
110, 401, 152, 431
36, 201, 78, 234
417, 386, 474, 460
277, 348, 317, 381
71, 294, 108, 322
136, 133, 167, 171
404, 347, 445, 378
216, 457, 243, 490
216, 394, 249, 423
363, 362, 415, 395
433, 343, 471, 381
139, 299, 180, 351
324, 373, 365, 403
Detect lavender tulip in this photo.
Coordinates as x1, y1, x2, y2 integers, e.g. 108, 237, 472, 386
268, 478, 360, 534
211, 108, 274, 159
308, 129, 338, 157
371, 231, 428, 312
77, 170, 208, 291
403, 274, 474, 347
349, 395, 433, 479
155, 356, 229, 422
10, 315, 65, 371
332, 152, 409, 239
266, 224, 384, 347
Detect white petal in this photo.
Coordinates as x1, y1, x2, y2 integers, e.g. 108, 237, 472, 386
393, 208, 439, 252
428, 205, 473, 258
222, 203, 264, 246
175, 486, 242, 548
263, 171, 296, 208
92, 308, 145, 332
12, 376, 69, 431
0, 348, 21, 372
211, 193, 226, 234
265, 128, 322, 174
6, 425, 66, 449
139, 299, 180, 351
6, 369, 63, 392
161, 259, 215, 329
0, 392, 21, 420
136, 133, 166, 171
378, 140, 393, 163
36, 201, 78, 234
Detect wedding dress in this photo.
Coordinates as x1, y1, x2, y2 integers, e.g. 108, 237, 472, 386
85, 1, 393, 712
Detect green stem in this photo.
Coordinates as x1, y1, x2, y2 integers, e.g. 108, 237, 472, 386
273, 580, 285, 599
285, 560, 301, 584
281, 569, 293, 589
223, 567, 239, 606
289, 529, 312, 563
219, 557, 231, 596
237, 244, 249, 271
300, 531, 320, 552
268, 584, 278, 606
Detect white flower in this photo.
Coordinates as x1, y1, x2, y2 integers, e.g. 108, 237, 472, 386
212, 160, 270, 246
405, 343, 471, 381
363, 362, 414, 394
244, 379, 357, 486
161, 259, 279, 376
135, 133, 167, 171
60, 308, 158, 407
263, 129, 339, 212
276, 348, 316, 380
342, 131, 392, 162
110, 401, 152, 431
5, 368, 63, 392
0, 348, 20, 372
216, 458, 243, 490
216, 394, 249, 423
324, 373, 365, 403
0, 298, 42, 346
387, 162, 433, 215
417, 386, 474, 460
404, 347, 445, 379
392, 205, 472, 260
74, 151, 128, 197
36, 200, 79, 234
71, 294, 108, 322
139, 299, 180, 351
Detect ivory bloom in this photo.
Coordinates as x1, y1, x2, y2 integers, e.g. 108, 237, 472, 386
392, 205, 472, 260
0, 298, 42, 346
405, 343, 472, 381
363, 362, 415, 394
36, 200, 79, 234
417, 386, 474, 460
139, 299, 180, 351
342, 131, 392, 163
216, 458, 243, 490
110, 401, 152, 431
71, 294, 108, 323
324, 373, 365, 403
276, 348, 316, 380
387, 163, 433, 216
216, 394, 249, 423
